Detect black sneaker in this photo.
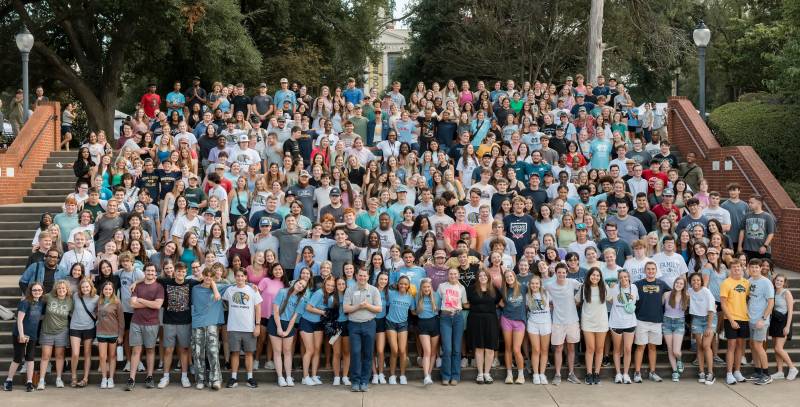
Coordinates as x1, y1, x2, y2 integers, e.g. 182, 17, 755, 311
226, 378, 238, 388
25, 382, 33, 392
126, 378, 135, 391
246, 378, 258, 388
585, 374, 593, 385
601, 356, 611, 367
593, 373, 600, 385
3, 380, 11, 391
144, 376, 155, 389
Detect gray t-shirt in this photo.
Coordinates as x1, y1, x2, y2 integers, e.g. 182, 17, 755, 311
721, 199, 748, 245
70, 294, 100, 330
344, 284, 382, 323
252, 94, 273, 115
742, 211, 775, 252
545, 278, 581, 325
747, 276, 775, 322
606, 215, 646, 244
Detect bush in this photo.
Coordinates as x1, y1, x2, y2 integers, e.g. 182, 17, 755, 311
781, 180, 800, 207
708, 100, 799, 183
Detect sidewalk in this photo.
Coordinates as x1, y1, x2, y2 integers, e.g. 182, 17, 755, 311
3, 380, 798, 407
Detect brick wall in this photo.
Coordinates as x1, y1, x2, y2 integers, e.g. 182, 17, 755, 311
0, 102, 60, 205
667, 96, 799, 270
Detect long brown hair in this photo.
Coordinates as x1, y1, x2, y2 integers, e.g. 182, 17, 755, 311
473, 269, 496, 298
582, 267, 607, 303
279, 279, 307, 316
668, 276, 689, 310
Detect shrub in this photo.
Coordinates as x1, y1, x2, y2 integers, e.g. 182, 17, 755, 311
708, 100, 799, 183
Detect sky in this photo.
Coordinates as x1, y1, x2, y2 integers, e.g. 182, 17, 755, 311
393, 0, 412, 28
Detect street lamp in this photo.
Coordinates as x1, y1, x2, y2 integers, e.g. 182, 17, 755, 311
693, 20, 710, 121
15, 26, 34, 122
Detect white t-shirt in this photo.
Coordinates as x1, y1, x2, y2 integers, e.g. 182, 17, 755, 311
376, 140, 400, 161
689, 286, 716, 317
173, 132, 198, 148
526, 291, 551, 324
651, 251, 688, 288
623, 256, 655, 283
702, 206, 731, 226
464, 203, 482, 225
223, 285, 263, 332
545, 279, 581, 325
171, 214, 202, 239
429, 214, 454, 246
437, 282, 468, 312
608, 284, 639, 329
230, 147, 261, 172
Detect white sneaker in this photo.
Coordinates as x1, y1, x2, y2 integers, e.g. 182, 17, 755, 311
614, 373, 623, 383
100, 378, 108, 389
137, 362, 145, 372
332, 376, 341, 386
181, 376, 192, 388
277, 377, 287, 387
534, 374, 542, 385
107, 378, 115, 389
372, 374, 379, 384
285, 377, 294, 387
196, 382, 204, 390
388, 375, 397, 385
312, 376, 323, 385
788, 367, 799, 381
734, 371, 746, 382
37, 379, 45, 390
265, 361, 275, 370
726, 373, 737, 385
771, 371, 785, 380
302, 376, 314, 386
254, 361, 260, 370
341, 377, 351, 386
539, 374, 548, 385
158, 376, 170, 389
516, 372, 525, 384
124, 361, 131, 372
378, 373, 386, 384
492, 358, 499, 368
622, 374, 631, 384
399, 375, 407, 385
461, 358, 468, 368
416, 356, 423, 367
436, 357, 442, 368
505, 372, 514, 384
55, 377, 64, 388
740, 356, 749, 366
423, 375, 433, 385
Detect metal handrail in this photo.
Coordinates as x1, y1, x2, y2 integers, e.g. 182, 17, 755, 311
19, 114, 55, 168
724, 154, 773, 215
668, 107, 706, 159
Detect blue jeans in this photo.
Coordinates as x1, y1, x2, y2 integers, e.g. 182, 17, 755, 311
439, 312, 464, 381
349, 319, 376, 387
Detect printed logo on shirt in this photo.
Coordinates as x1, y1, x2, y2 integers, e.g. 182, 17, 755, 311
231, 291, 251, 305
734, 284, 747, 293
509, 221, 528, 239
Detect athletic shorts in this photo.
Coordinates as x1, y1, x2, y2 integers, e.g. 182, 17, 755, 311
500, 316, 525, 332
750, 322, 769, 342
375, 317, 387, 333
228, 331, 257, 353
634, 321, 663, 345
611, 326, 636, 335
417, 317, 440, 337
386, 319, 408, 332
724, 320, 749, 340
163, 323, 191, 348
97, 336, 118, 344
129, 323, 159, 348
39, 330, 69, 347
551, 323, 580, 345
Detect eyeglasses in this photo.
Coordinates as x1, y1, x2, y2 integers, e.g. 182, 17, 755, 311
31, 288, 43, 292
46, 255, 59, 259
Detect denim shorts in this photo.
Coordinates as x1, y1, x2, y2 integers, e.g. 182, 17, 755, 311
662, 316, 685, 335
417, 317, 440, 337
299, 318, 323, 334
386, 319, 408, 332
691, 314, 717, 335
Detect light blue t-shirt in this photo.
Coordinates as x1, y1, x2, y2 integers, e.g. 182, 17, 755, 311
501, 285, 528, 321
302, 289, 334, 323
191, 284, 230, 329
166, 91, 186, 117
376, 290, 388, 319
395, 119, 417, 144
390, 266, 426, 290
273, 287, 306, 321
415, 292, 440, 319
747, 276, 775, 322
386, 290, 414, 323
589, 138, 613, 170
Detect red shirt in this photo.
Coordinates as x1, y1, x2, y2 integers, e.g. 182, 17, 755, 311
652, 203, 681, 221
140, 93, 162, 119
642, 169, 668, 193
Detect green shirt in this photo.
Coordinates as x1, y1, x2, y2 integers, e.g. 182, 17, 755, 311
184, 187, 207, 206
41, 293, 74, 335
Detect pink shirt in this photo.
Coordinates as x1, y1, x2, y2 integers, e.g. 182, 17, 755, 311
257, 278, 285, 319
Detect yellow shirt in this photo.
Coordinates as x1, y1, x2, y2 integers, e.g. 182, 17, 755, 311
720, 277, 750, 321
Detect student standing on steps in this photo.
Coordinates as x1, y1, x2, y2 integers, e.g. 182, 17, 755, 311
4, 283, 45, 392
632, 261, 669, 383
223, 269, 262, 389
344, 269, 382, 392
769, 274, 797, 381
746, 258, 774, 385
688, 272, 717, 385
126, 263, 165, 391
720, 259, 750, 385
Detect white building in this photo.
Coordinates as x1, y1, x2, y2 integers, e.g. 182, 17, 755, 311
364, 26, 409, 94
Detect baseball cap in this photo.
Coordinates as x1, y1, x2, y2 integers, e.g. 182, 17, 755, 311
578, 106, 587, 112
202, 209, 216, 216
482, 152, 492, 159
259, 218, 273, 227
559, 111, 568, 117
329, 187, 341, 196
299, 170, 310, 178
662, 189, 675, 197
192, 76, 201, 81
576, 223, 587, 230
285, 190, 296, 197
277, 117, 286, 122
397, 185, 409, 193
259, 82, 267, 88
279, 78, 288, 83
575, 93, 585, 98
188, 202, 200, 209
566, 76, 574, 81
238, 134, 249, 143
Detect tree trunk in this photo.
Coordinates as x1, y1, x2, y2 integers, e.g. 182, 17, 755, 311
587, 0, 604, 83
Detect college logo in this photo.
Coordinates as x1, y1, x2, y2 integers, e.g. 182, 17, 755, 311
509, 222, 528, 239
231, 291, 250, 305
734, 284, 747, 293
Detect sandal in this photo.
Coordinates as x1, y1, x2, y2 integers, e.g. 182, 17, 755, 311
77, 379, 88, 388
70, 381, 78, 388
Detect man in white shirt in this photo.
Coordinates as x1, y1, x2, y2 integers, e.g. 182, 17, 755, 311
173, 121, 198, 153
464, 188, 484, 225
650, 236, 688, 288
171, 202, 202, 244
626, 163, 648, 207
375, 130, 400, 162
702, 191, 732, 233
230, 134, 261, 173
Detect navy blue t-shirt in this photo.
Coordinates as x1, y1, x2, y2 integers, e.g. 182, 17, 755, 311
503, 214, 537, 256
634, 278, 671, 323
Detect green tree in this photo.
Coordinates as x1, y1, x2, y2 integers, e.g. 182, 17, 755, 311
0, 0, 261, 134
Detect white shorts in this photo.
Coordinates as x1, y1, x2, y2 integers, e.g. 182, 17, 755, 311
526, 320, 552, 336
551, 323, 580, 345
634, 321, 663, 346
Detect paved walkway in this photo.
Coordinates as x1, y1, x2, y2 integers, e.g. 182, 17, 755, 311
3, 380, 798, 406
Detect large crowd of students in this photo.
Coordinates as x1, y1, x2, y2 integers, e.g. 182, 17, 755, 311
5, 75, 794, 394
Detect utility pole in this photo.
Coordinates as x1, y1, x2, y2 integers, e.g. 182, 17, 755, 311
587, 0, 604, 82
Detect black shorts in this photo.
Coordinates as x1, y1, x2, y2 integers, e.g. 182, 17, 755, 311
12, 338, 36, 363
611, 327, 636, 335
260, 317, 271, 327
267, 319, 296, 338
299, 318, 323, 334
769, 311, 791, 339
124, 312, 133, 330
724, 320, 750, 340
69, 328, 96, 341
97, 336, 118, 344
375, 317, 387, 333
417, 316, 440, 337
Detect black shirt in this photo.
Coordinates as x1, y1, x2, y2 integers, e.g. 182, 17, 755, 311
158, 277, 202, 325
231, 95, 252, 115
632, 208, 657, 233
466, 284, 500, 315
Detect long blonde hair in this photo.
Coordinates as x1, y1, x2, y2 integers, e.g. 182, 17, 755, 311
415, 278, 437, 314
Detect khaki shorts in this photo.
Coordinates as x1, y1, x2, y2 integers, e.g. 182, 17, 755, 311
635, 321, 663, 346
551, 323, 580, 345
